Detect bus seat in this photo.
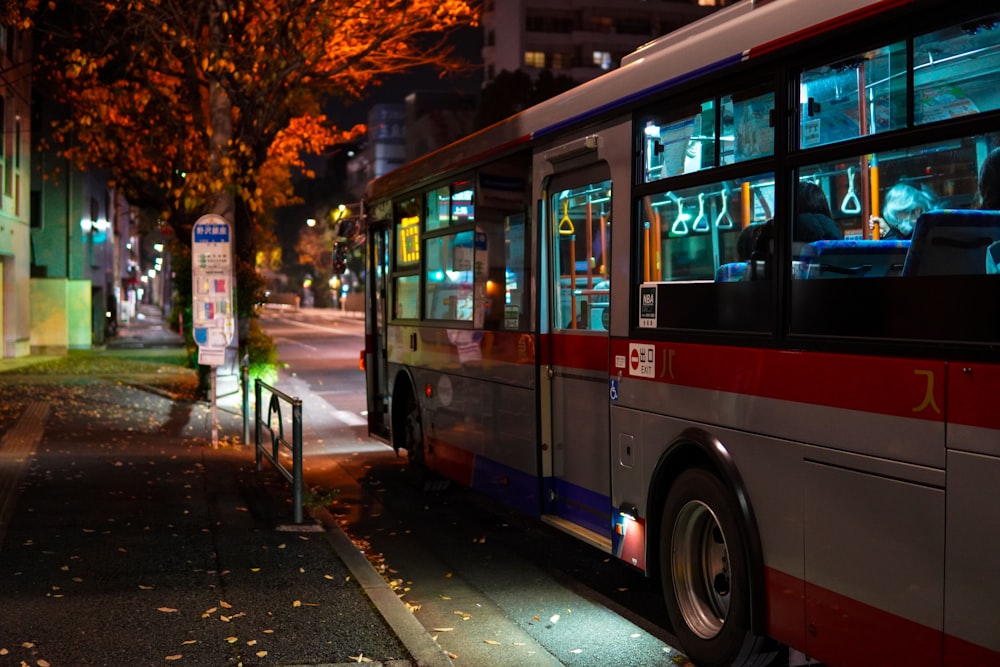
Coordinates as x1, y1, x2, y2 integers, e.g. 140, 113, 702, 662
794, 239, 910, 279
901, 209, 1000, 276
988, 240, 1000, 274
716, 262, 749, 282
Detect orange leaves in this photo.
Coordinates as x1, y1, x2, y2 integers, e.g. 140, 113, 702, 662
39, 0, 478, 233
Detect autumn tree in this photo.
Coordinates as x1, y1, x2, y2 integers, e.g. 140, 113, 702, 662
30, 0, 478, 354
0, 0, 38, 28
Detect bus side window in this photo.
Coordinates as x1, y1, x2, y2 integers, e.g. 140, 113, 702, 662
799, 41, 907, 149
424, 232, 475, 321
795, 133, 1000, 280
641, 175, 773, 283
723, 87, 775, 165
914, 15, 1000, 125
551, 181, 611, 330
641, 100, 715, 182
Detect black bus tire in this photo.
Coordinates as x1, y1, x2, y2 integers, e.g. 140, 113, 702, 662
399, 391, 427, 481
660, 467, 774, 667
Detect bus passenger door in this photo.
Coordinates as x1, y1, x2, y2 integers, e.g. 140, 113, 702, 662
365, 222, 391, 440
543, 170, 613, 546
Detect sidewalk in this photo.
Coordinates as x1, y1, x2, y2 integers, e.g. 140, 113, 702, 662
0, 307, 447, 667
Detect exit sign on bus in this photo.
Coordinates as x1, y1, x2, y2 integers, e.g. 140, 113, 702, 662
628, 343, 655, 378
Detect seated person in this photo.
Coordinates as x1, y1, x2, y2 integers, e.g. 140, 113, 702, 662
977, 147, 1000, 210
795, 181, 843, 242
736, 219, 773, 279
870, 183, 936, 239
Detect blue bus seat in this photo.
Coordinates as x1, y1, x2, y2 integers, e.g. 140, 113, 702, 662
716, 262, 749, 282
794, 239, 910, 279
988, 240, 1000, 274
902, 209, 1000, 276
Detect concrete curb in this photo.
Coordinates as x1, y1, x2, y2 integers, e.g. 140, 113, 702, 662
311, 507, 455, 667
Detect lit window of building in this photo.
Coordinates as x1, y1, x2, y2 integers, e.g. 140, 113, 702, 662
593, 51, 612, 70
524, 51, 546, 68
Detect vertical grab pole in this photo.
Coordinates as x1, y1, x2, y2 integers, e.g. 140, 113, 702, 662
741, 181, 752, 228
642, 196, 656, 282
586, 200, 594, 289
569, 235, 577, 328
599, 213, 608, 279
857, 62, 873, 232
653, 212, 662, 280
870, 156, 881, 240
644, 223, 651, 282
292, 399, 304, 524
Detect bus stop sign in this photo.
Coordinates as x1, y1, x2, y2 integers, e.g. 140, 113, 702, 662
192, 214, 235, 366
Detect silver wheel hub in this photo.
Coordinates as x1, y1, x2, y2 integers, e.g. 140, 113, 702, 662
671, 499, 731, 639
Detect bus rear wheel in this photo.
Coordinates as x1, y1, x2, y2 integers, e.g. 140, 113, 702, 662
660, 467, 773, 667
397, 390, 429, 484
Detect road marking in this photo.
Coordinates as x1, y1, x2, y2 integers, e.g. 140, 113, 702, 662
332, 409, 367, 427
277, 319, 362, 334
272, 336, 319, 352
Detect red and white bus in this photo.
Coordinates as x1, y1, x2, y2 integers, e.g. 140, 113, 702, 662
362, 0, 1000, 664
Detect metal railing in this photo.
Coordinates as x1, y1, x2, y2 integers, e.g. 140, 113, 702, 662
253, 379, 304, 524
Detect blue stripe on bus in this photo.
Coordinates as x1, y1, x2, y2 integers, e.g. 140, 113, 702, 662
545, 477, 612, 538
471, 456, 542, 519
533, 54, 746, 140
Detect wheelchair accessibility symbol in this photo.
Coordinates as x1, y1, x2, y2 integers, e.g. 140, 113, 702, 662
609, 378, 619, 401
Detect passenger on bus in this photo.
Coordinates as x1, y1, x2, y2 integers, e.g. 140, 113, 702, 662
869, 183, 936, 239
794, 181, 842, 242
977, 148, 1000, 274
977, 147, 1000, 210
737, 221, 767, 260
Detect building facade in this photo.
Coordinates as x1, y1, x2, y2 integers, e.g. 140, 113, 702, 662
481, 0, 733, 85
345, 1, 732, 195
30, 94, 126, 353
0, 24, 32, 358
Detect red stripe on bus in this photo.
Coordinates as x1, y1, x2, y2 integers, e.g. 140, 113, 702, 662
767, 568, 1000, 664
805, 579, 942, 665
765, 567, 805, 650
748, 0, 914, 60
946, 362, 1000, 431
394, 327, 995, 430
387, 327, 536, 367
944, 634, 1000, 666
541, 332, 609, 373
607, 339, 945, 423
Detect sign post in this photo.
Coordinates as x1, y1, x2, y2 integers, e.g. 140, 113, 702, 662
192, 214, 236, 447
